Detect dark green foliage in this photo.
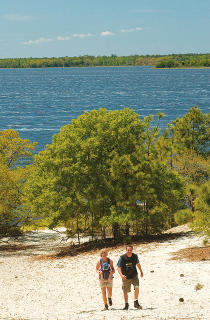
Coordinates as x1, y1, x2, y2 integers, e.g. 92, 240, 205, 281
155, 54, 210, 68
23, 108, 185, 237
171, 106, 210, 156
191, 182, 210, 236
1, 107, 209, 238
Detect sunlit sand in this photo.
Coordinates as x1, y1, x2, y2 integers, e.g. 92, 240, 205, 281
0, 226, 209, 320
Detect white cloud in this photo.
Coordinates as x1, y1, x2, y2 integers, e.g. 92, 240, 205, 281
135, 27, 143, 31
23, 33, 93, 45
3, 14, 33, 22
24, 37, 54, 45
100, 30, 115, 37
121, 27, 143, 33
72, 33, 93, 38
56, 36, 71, 41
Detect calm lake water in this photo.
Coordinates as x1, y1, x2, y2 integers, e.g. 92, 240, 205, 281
0, 66, 209, 152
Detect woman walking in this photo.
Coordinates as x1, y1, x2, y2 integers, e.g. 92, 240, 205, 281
96, 249, 115, 310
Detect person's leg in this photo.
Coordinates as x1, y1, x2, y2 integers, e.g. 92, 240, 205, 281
107, 287, 112, 306
123, 291, 128, 303
101, 287, 108, 309
123, 292, 129, 310
134, 287, 139, 300
122, 279, 131, 302
107, 287, 112, 298
133, 277, 142, 309
122, 279, 131, 310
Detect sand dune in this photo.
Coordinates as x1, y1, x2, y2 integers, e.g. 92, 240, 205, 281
0, 228, 209, 320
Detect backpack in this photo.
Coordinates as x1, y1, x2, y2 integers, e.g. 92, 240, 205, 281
100, 258, 111, 280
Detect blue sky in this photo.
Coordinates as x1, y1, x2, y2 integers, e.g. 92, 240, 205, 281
0, 0, 209, 58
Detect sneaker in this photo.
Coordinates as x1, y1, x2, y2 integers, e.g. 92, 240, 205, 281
134, 300, 142, 309
108, 298, 112, 306
123, 303, 129, 310
103, 304, 109, 310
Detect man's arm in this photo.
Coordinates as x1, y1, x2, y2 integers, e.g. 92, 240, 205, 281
117, 256, 126, 280
117, 266, 127, 280
137, 263, 143, 277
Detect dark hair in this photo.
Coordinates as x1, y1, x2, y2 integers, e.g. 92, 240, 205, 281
126, 245, 133, 250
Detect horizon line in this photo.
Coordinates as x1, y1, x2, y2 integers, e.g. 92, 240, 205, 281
0, 52, 210, 60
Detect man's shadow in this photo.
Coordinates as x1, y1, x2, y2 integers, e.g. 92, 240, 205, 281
110, 306, 157, 311
79, 306, 157, 313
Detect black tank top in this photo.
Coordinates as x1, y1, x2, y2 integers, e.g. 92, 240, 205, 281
120, 253, 138, 279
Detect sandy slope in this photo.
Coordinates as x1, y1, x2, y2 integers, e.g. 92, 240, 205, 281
0, 229, 209, 320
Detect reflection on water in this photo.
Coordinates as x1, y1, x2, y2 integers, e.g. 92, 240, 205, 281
0, 67, 209, 152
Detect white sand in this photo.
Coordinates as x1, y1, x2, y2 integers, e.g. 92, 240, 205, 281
0, 229, 209, 320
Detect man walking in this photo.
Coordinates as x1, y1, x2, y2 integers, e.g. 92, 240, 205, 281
117, 245, 143, 310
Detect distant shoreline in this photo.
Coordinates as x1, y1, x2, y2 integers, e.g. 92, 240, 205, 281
153, 66, 210, 70
0, 53, 209, 69
1, 65, 210, 70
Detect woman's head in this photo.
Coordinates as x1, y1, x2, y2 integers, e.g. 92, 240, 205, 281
100, 249, 108, 259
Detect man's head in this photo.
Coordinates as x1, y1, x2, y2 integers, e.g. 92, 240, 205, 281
126, 245, 133, 257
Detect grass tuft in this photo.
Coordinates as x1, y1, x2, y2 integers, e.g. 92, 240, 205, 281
195, 283, 204, 291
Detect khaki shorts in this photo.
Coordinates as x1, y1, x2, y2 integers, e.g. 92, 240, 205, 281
99, 278, 113, 288
122, 276, 139, 293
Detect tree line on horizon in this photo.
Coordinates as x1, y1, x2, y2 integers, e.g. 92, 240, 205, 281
0, 106, 209, 240
0, 53, 210, 69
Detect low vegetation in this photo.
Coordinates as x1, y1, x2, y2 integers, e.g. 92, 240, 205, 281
170, 246, 210, 262
195, 283, 204, 291
0, 53, 209, 69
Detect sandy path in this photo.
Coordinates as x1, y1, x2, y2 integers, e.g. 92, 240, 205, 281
0, 229, 209, 320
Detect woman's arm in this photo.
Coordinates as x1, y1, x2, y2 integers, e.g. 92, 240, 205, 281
110, 259, 115, 273
96, 261, 102, 276
107, 259, 114, 281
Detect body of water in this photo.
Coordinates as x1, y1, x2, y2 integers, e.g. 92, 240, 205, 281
0, 66, 209, 152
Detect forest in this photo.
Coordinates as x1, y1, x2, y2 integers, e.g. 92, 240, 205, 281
0, 106, 209, 241
0, 53, 210, 69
